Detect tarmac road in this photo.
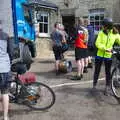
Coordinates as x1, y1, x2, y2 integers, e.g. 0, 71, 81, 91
0, 52, 120, 120
2, 81, 120, 120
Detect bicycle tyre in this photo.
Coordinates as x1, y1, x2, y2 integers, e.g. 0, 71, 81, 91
24, 82, 56, 111
111, 66, 120, 99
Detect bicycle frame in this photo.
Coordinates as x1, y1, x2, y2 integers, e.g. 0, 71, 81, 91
10, 73, 25, 102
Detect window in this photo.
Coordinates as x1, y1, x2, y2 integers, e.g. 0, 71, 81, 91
37, 12, 49, 36
89, 9, 105, 32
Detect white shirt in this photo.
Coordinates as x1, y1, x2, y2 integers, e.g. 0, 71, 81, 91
0, 40, 10, 72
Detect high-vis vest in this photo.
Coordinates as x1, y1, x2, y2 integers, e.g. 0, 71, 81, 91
96, 30, 120, 58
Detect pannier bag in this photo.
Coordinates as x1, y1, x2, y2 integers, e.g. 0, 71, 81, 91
18, 72, 36, 84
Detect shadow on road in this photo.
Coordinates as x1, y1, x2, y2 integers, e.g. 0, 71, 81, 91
56, 86, 119, 106
0, 108, 49, 118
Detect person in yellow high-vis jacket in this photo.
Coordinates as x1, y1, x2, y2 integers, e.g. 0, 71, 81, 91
93, 18, 120, 95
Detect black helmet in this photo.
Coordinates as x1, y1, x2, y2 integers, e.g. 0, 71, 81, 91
11, 62, 27, 74
102, 18, 113, 29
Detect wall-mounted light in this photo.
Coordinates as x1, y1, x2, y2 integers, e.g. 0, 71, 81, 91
64, 0, 71, 7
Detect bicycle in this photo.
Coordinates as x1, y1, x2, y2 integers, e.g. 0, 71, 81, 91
9, 61, 56, 111
111, 47, 120, 102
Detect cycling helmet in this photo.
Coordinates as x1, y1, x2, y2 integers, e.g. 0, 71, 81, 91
11, 62, 27, 74
102, 18, 113, 29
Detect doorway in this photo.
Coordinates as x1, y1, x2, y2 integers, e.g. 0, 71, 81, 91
62, 16, 75, 46
62, 16, 75, 35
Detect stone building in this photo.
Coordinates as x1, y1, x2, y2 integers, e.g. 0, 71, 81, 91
28, 0, 59, 57
49, 0, 120, 34
31, 0, 120, 57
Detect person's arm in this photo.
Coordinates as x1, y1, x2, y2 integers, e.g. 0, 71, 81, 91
71, 27, 78, 41
95, 31, 106, 51
7, 37, 14, 61
84, 29, 88, 44
50, 31, 56, 46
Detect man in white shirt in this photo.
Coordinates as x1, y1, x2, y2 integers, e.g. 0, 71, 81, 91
0, 20, 13, 120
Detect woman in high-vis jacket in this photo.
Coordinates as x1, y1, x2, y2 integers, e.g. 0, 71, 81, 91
93, 18, 120, 95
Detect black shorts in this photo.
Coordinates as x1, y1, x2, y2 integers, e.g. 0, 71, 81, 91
0, 72, 11, 94
53, 46, 62, 60
87, 46, 94, 56
75, 48, 88, 60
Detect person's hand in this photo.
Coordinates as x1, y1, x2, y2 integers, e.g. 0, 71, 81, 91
106, 49, 112, 53
62, 39, 66, 43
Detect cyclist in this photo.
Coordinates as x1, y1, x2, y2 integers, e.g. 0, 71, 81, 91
0, 20, 13, 120
71, 18, 88, 80
93, 18, 120, 95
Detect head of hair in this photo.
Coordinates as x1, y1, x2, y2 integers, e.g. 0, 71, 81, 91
54, 22, 60, 28
78, 17, 84, 25
113, 26, 119, 34
84, 19, 90, 26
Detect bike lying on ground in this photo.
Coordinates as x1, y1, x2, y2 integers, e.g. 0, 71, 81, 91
10, 61, 56, 111
111, 47, 120, 102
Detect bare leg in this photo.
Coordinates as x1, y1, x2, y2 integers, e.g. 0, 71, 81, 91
2, 94, 9, 120
55, 60, 60, 71
88, 56, 92, 63
84, 57, 89, 68
76, 60, 81, 76
81, 58, 85, 75
55, 60, 61, 75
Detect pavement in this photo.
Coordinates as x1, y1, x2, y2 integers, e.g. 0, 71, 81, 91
0, 50, 120, 120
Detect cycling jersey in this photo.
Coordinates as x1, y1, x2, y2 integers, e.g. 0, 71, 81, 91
75, 26, 88, 48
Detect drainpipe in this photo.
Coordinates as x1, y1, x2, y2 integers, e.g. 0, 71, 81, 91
11, 0, 18, 44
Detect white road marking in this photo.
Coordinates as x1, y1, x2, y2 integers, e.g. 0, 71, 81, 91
50, 78, 105, 88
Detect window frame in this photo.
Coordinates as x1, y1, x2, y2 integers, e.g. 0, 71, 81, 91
36, 12, 50, 37
89, 9, 105, 32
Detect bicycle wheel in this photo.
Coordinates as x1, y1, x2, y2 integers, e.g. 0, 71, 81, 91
111, 66, 120, 99
24, 82, 56, 110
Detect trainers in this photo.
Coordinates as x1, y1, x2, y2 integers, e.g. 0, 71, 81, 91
87, 63, 93, 68
83, 67, 88, 73
91, 86, 98, 95
81, 74, 83, 79
104, 86, 111, 96
70, 75, 82, 80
